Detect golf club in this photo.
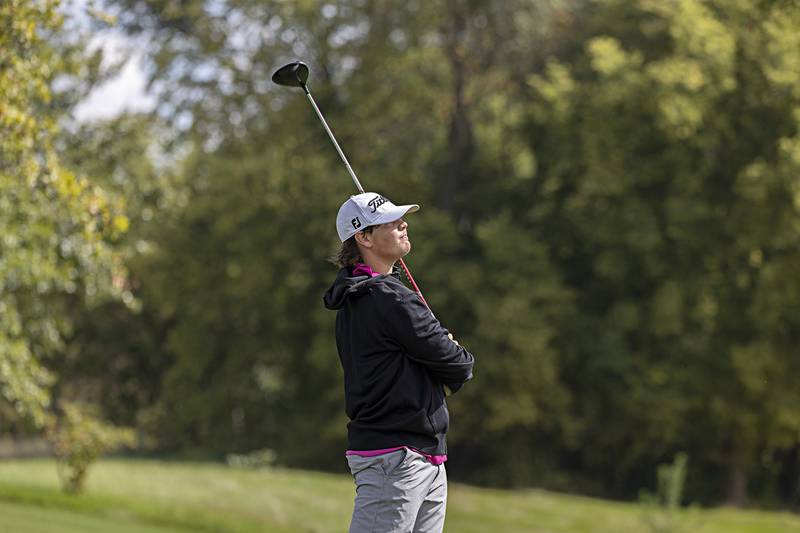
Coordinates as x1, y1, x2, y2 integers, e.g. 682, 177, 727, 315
272, 60, 430, 310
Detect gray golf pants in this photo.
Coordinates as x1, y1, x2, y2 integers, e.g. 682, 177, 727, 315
346, 448, 447, 533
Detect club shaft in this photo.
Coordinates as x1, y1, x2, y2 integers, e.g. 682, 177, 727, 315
398, 260, 429, 308
302, 86, 365, 194
300, 82, 430, 311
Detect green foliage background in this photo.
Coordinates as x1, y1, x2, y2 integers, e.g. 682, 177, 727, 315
3, 0, 800, 509
0, 0, 126, 428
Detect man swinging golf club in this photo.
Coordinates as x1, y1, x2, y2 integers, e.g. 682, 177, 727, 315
324, 192, 476, 533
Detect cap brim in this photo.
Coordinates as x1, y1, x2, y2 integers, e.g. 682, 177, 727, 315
371, 204, 419, 226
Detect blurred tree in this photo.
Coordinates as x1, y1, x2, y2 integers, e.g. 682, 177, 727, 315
0, 0, 127, 429
53, 115, 179, 430
527, 0, 800, 504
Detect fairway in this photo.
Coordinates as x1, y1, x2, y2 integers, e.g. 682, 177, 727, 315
1, 459, 799, 533
0, 500, 187, 533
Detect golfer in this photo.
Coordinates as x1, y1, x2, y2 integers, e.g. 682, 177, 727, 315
324, 192, 475, 533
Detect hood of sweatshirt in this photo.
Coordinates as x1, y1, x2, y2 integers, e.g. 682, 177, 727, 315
323, 267, 375, 310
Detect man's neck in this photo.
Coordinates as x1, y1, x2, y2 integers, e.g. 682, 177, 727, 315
361, 255, 395, 275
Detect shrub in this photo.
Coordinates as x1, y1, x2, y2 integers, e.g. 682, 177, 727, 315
45, 401, 135, 494
639, 453, 700, 533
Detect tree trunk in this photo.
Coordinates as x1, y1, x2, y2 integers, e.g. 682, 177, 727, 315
438, 1, 475, 221
726, 460, 747, 507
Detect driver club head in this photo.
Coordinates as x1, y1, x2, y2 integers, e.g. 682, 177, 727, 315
272, 61, 309, 88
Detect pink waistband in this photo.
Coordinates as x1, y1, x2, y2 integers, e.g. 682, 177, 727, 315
346, 446, 447, 466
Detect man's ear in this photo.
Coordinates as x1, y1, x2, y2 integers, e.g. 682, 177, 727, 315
354, 230, 372, 248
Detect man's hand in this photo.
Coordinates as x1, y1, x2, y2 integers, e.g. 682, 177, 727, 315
447, 333, 459, 346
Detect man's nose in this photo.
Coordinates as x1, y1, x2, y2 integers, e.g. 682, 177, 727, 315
399, 219, 408, 230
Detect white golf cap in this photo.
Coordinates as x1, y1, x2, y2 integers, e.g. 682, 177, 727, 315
336, 192, 420, 242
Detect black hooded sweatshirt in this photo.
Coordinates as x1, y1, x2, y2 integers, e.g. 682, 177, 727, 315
323, 267, 475, 456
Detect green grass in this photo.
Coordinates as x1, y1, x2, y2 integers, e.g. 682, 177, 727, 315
0, 459, 798, 533
0, 500, 187, 533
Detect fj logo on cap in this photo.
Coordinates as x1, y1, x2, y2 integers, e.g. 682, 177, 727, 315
368, 195, 388, 213
351, 217, 362, 230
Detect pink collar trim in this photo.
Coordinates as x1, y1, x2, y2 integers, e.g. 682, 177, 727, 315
352, 263, 381, 278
